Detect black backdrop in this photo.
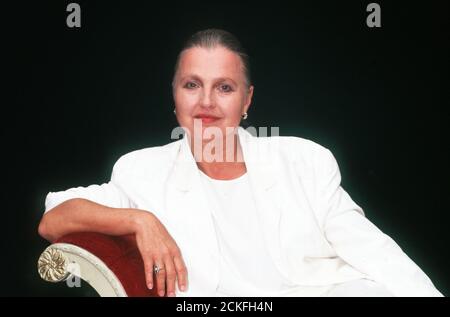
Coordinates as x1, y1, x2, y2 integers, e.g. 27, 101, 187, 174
4, 1, 449, 296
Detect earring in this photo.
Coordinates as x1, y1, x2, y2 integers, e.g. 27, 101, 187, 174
173, 108, 176, 115
242, 112, 248, 120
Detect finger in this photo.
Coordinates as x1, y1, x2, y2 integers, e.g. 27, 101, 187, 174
143, 257, 154, 290
164, 255, 177, 297
155, 260, 166, 297
173, 254, 188, 292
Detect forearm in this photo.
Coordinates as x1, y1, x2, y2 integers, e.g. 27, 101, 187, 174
38, 198, 148, 243
325, 210, 443, 297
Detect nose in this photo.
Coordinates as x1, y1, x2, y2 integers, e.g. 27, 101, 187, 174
200, 89, 214, 109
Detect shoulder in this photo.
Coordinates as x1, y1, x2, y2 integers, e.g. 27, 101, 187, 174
246, 132, 341, 181
254, 134, 341, 187
252, 134, 334, 166
275, 136, 340, 180
111, 138, 183, 178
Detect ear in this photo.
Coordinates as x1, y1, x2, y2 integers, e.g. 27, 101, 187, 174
244, 85, 254, 113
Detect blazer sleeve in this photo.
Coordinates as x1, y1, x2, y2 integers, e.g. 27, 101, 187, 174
318, 147, 443, 297
43, 156, 133, 213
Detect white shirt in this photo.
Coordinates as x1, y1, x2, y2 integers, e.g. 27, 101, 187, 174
199, 169, 315, 296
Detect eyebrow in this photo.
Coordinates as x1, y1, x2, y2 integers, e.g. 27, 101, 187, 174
179, 74, 237, 86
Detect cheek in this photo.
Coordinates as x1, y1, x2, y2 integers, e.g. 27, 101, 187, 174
219, 94, 245, 116
175, 90, 198, 111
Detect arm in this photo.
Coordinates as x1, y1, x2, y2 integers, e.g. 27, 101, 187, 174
317, 148, 443, 297
38, 198, 143, 243
38, 198, 187, 297
38, 156, 188, 296
40, 154, 139, 241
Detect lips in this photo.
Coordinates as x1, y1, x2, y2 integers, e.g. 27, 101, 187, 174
193, 114, 221, 124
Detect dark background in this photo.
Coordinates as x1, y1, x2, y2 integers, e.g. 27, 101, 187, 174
4, 1, 449, 296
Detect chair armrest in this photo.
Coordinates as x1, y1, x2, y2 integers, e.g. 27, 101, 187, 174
37, 232, 158, 297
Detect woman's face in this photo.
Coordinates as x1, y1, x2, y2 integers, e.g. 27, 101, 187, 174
173, 46, 253, 141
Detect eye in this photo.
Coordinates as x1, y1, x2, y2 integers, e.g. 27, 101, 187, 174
184, 81, 198, 89
218, 84, 233, 93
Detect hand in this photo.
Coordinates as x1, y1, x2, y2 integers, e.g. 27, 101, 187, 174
133, 211, 188, 297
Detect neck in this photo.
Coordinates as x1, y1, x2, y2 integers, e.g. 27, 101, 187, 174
188, 132, 247, 180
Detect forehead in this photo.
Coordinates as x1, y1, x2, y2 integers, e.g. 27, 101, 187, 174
177, 46, 244, 81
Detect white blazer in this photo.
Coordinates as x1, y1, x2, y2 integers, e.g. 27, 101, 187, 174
44, 127, 443, 297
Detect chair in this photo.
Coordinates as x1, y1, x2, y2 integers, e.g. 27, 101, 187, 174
37, 232, 159, 297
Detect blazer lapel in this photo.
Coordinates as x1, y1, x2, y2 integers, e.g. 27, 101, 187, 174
237, 127, 289, 280
164, 134, 221, 295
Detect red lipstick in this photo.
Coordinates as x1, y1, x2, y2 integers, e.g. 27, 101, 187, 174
194, 114, 221, 124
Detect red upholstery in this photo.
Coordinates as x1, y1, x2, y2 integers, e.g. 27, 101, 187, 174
56, 232, 159, 297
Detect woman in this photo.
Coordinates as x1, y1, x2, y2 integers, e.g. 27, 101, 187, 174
38, 29, 443, 297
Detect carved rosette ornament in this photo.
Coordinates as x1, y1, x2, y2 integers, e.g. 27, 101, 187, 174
38, 247, 69, 282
